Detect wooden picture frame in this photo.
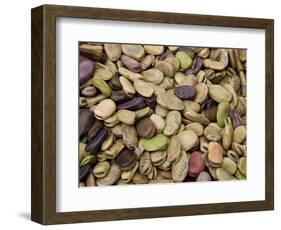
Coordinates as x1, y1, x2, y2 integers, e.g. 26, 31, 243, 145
31, 4, 274, 225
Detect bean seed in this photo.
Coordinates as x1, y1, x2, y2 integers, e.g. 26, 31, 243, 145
174, 85, 196, 99
188, 151, 205, 177
175, 51, 193, 70
94, 99, 116, 120
85, 127, 108, 155
208, 142, 223, 167
136, 118, 156, 138
176, 130, 199, 151
117, 97, 146, 111
79, 109, 95, 138
134, 79, 154, 97
117, 110, 136, 125
92, 78, 112, 97
115, 148, 138, 171
121, 55, 142, 72
156, 92, 184, 110
139, 134, 168, 152
80, 56, 96, 85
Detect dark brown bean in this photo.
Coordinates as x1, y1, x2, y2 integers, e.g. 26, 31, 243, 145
79, 109, 95, 139
87, 120, 103, 141
204, 106, 218, 122
136, 117, 156, 138
115, 148, 137, 171
111, 90, 134, 104
80, 49, 106, 63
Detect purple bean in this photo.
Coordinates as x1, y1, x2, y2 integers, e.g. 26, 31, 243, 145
174, 85, 196, 99
79, 55, 96, 85
117, 97, 146, 110
79, 165, 92, 181
120, 55, 142, 72
85, 127, 108, 155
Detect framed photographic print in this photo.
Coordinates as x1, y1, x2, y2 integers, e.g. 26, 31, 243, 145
31, 4, 274, 225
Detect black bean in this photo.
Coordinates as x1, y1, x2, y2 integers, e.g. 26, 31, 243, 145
144, 96, 157, 109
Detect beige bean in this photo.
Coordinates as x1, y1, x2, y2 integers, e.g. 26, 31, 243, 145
185, 122, 204, 136
96, 164, 122, 185
101, 133, 114, 151
150, 114, 165, 133
141, 68, 164, 84
164, 111, 182, 136
233, 126, 246, 144
172, 151, 188, 182
155, 104, 168, 118
118, 67, 142, 81
176, 130, 199, 151
120, 76, 136, 95
93, 161, 111, 178
183, 100, 201, 113
94, 99, 116, 120
134, 79, 154, 97
167, 136, 181, 163
144, 45, 164, 55
194, 83, 208, 104
104, 139, 125, 159
117, 110, 136, 125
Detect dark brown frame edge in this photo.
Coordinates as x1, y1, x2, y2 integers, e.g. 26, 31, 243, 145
31, 4, 274, 225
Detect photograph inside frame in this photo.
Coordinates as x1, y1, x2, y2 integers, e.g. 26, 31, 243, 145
79, 42, 247, 187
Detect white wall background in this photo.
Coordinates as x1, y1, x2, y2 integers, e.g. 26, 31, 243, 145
0, 0, 279, 228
